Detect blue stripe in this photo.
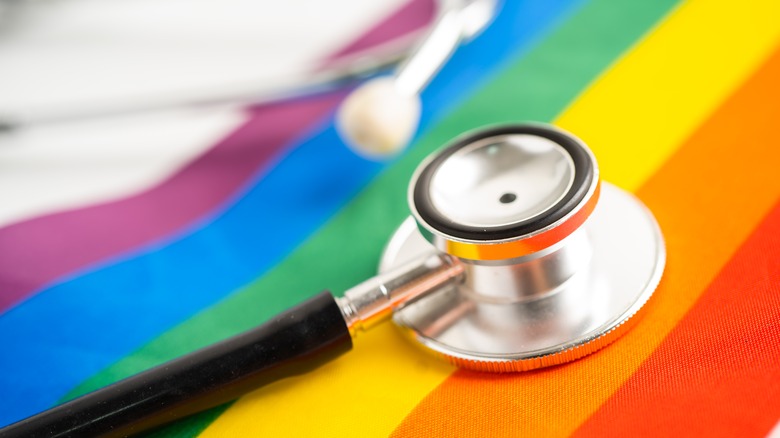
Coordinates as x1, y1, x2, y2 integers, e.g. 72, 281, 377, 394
0, 0, 584, 426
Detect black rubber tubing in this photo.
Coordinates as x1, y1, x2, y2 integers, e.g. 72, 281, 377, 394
0, 291, 352, 438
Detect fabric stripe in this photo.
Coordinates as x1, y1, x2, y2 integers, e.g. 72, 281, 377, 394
571, 202, 780, 437
555, 0, 780, 192
391, 16, 780, 438
570, 45, 780, 437
0, 0, 433, 315
0, 0, 580, 428
196, 1, 687, 436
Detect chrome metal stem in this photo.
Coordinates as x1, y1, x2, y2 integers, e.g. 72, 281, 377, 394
337, 252, 464, 336
462, 228, 592, 303
394, 0, 496, 97
394, 3, 462, 96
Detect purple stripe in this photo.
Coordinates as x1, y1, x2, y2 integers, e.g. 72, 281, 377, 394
0, 0, 434, 313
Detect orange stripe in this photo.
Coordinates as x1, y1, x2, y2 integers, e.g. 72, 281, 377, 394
572, 203, 780, 437
390, 44, 780, 438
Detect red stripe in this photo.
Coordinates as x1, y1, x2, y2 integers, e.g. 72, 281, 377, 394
572, 199, 780, 437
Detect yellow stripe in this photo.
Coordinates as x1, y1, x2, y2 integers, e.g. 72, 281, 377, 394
200, 324, 455, 437
557, 0, 780, 191
200, 1, 780, 436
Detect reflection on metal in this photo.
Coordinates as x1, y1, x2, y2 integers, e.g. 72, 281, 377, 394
338, 251, 464, 336
395, 0, 497, 96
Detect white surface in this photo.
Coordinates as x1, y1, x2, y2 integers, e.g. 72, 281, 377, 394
0, 0, 403, 116
0, 0, 407, 228
0, 108, 246, 227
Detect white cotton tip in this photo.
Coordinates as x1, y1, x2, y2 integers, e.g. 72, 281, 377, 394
336, 77, 421, 159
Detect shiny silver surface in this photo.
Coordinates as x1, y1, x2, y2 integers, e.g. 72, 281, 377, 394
380, 183, 665, 370
426, 134, 575, 228
462, 228, 591, 302
337, 251, 464, 336
395, 0, 497, 96
408, 124, 600, 263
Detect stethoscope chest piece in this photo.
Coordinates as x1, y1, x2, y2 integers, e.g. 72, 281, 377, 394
381, 123, 665, 371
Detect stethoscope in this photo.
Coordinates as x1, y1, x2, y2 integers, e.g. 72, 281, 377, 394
1, 3, 667, 438
3, 123, 666, 437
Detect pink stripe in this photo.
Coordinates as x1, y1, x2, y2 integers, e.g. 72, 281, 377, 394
0, 0, 433, 312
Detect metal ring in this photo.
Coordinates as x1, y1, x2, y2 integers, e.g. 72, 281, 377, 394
409, 123, 600, 261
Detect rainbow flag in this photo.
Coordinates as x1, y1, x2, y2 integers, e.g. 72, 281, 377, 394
1, 0, 779, 436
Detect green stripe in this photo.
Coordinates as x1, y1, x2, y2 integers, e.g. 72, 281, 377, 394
65, 0, 679, 436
